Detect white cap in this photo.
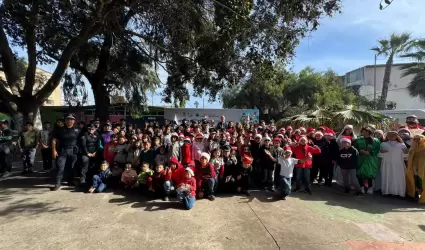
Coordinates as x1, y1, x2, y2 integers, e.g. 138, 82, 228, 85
200, 152, 210, 162
340, 138, 351, 144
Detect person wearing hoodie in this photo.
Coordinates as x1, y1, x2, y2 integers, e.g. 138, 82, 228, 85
104, 134, 117, 166
290, 136, 321, 195
169, 132, 181, 160
337, 137, 361, 196
164, 157, 184, 200
152, 164, 169, 200
195, 152, 217, 201
250, 134, 262, 173
311, 131, 331, 185
221, 145, 238, 192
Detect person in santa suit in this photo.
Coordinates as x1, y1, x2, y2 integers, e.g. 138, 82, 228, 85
406, 115, 425, 130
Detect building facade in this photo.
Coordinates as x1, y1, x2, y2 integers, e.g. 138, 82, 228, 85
0, 68, 62, 106
343, 63, 425, 110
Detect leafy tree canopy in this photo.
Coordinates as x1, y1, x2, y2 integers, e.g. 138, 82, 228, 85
222, 65, 357, 119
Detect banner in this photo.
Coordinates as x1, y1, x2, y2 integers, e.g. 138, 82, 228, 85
164, 108, 259, 123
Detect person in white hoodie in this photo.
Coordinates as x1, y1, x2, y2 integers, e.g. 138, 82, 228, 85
192, 133, 206, 164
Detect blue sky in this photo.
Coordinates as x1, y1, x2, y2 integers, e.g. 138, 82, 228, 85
13, 0, 425, 108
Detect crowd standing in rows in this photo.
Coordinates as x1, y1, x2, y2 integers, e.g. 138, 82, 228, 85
0, 113, 424, 210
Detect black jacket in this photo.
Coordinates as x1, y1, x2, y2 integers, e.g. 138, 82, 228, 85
337, 146, 358, 170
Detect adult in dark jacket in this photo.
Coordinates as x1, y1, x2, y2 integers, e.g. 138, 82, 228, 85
259, 137, 278, 191
0, 120, 17, 178
337, 137, 361, 195
323, 133, 339, 186
80, 124, 101, 185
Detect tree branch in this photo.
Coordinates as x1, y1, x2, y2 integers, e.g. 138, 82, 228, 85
0, 25, 21, 97
35, 19, 100, 104
23, 2, 39, 97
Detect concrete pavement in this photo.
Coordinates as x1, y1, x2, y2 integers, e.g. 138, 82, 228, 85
1, 164, 425, 250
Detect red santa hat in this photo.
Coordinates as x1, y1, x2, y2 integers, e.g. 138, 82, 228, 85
178, 133, 185, 138
314, 131, 324, 137
195, 133, 204, 139
200, 152, 211, 161
283, 146, 292, 153
299, 127, 306, 132
323, 133, 334, 137
242, 154, 254, 165
340, 136, 351, 144
185, 168, 194, 176
277, 134, 284, 138
307, 128, 315, 134
184, 136, 191, 142
273, 137, 281, 142
286, 126, 293, 130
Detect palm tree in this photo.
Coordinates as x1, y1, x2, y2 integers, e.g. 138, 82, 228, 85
400, 39, 425, 100
371, 32, 413, 110
277, 106, 389, 130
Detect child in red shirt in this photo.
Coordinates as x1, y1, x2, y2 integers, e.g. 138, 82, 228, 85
177, 168, 197, 210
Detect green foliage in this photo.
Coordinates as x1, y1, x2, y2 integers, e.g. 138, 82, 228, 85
278, 107, 388, 130
222, 65, 357, 119
400, 39, 425, 100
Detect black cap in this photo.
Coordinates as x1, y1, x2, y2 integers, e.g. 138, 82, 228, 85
87, 123, 96, 129
209, 128, 217, 133
221, 145, 231, 151
65, 113, 76, 120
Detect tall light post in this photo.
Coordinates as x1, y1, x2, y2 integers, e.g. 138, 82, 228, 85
374, 54, 377, 109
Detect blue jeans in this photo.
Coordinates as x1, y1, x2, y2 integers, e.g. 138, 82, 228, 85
177, 191, 196, 210
163, 180, 175, 195
295, 168, 311, 190
92, 175, 106, 193
279, 176, 292, 197
202, 178, 215, 196
22, 148, 36, 170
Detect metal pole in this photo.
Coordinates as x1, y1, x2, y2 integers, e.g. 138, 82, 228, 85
151, 91, 154, 106
374, 54, 377, 108
203, 98, 204, 108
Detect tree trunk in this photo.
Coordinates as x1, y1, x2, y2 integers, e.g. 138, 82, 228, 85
93, 81, 110, 122
378, 56, 394, 110
8, 97, 42, 131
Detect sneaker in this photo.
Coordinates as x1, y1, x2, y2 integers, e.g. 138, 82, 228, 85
244, 190, 251, 196
360, 187, 365, 194
282, 196, 287, 200
355, 192, 362, 197
27, 168, 34, 174
208, 195, 216, 201
344, 188, 350, 194
305, 189, 312, 195
88, 187, 95, 193
2, 171, 11, 178
269, 187, 276, 192
21, 169, 28, 175
67, 180, 75, 186
51, 184, 61, 191
292, 187, 301, 192
163, 196, 170, 201
367, 187, 374, 195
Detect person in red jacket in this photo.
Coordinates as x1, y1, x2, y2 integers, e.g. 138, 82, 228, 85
152, 164, 169, 200
195, 152, 217, 201
177, 168, 197, 210
103, 134, 117, 166
290, 136, 321, 195
180, 137, 193, 167
164, 157, 184, 200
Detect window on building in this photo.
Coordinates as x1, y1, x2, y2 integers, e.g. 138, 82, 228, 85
345, 68, 364, 84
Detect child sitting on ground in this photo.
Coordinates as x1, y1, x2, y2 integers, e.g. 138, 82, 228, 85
136, 162, 154, 194
195, 152, 217, 201
177, 168, 197, 210
236, 154, 253, 196
89, 161, 111, 193
121, 163, 138, 188
277, 147, 310, 200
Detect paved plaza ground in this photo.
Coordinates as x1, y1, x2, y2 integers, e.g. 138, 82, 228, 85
1, 162, 425, 250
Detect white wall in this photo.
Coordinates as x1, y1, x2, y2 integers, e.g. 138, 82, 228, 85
362, 65, 425, 109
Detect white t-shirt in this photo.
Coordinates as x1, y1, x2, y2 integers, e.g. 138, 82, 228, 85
278, 157, 299, 178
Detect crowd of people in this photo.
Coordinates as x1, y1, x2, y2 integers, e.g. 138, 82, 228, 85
0, 113, 424, 210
